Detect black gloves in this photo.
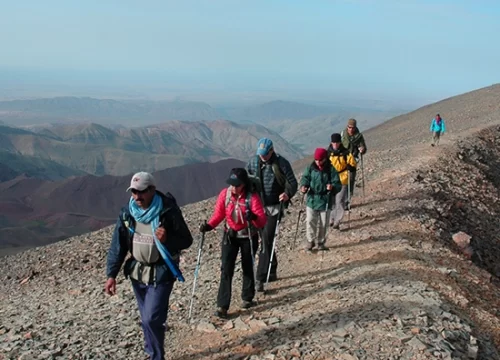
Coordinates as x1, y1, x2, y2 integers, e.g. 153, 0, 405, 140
346, 165, 356, 172
199, 223, 213, 233
246, 211, 258, 221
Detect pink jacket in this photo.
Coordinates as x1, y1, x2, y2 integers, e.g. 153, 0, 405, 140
208, 188, 267, 231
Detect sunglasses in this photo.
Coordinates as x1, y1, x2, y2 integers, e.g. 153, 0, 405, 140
131, 187, 150, 195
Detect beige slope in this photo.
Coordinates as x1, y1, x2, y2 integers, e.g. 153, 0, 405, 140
275, 110, 403, 153
292, 83, 500, 176
366, 84, 500, 150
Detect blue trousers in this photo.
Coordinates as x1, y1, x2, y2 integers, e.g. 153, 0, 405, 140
131, 279, 174, 360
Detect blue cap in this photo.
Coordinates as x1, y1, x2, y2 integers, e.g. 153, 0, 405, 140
256, 138, 273, 156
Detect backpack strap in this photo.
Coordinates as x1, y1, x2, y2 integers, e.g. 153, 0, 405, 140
224, 187, 232, 208
257, 155, 265, 188
272, 155, 287, 190
257, 154, 287, 191
224, 188, 255, 233
121, 211, 135, 254
223, 188, 233, 230
245, 191, 252, 221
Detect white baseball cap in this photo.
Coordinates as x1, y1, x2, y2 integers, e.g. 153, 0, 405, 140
126, 172, 156, 192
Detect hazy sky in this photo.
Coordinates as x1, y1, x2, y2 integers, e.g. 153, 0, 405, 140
1, 0, 499, 105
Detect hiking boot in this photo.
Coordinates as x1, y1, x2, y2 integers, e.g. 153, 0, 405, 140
215, 307, 228, 318
241, 300, 255, 309
344, 202, 350, 211
305, 242, 314, 251
256, 281, 264, 292
317, 243, 328, 251
333, 223, 340, 230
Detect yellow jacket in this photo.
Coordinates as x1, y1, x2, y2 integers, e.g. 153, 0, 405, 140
328, 149, 357, 185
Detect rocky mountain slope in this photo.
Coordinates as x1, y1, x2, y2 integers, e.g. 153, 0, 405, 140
1, 120, 301, 177
1, 85, 500, 359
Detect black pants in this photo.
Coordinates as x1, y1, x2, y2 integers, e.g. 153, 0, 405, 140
217, 233, 259, 310
257, 213, 279, 282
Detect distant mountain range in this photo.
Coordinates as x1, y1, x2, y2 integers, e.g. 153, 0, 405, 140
0, 97, 221, 126
0, 97, 344, 126
0, 96, 406, 156
0, 120, 302, 178
0, 158, 245, 254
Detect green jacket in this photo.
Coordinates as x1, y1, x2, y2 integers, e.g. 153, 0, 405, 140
341, 127, 367, 159
300, 162, 342, 211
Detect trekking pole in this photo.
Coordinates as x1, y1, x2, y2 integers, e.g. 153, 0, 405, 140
247, 230, 257, 286
347, 173, 351, 229
360, 153, 366, 203
266, 201, 284, 285
320, 190, 332, 263
323, 190, 332, 242
245, 210, 258, 291
293, 193, 306, 249
188, 221, 206, 322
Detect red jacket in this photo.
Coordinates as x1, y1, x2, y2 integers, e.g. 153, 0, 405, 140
208, 188, 267, 231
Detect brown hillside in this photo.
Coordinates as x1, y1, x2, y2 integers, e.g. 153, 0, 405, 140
0, 158, 245, 254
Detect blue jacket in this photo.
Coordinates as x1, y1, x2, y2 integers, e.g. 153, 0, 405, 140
430, 118, 446, 133
106, 191, 193, 283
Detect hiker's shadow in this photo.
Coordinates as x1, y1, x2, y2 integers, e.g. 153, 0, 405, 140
350, 191, 426, 209
173, 256, 500, 360
336, 204, 424, 232
253, 247, 423, 310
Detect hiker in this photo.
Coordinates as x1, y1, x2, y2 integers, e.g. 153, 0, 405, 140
247, 138, 298, 292
300, 148, 341, 250
341, 118, 367, 207
430, 113, 446, 146
199, 168, 267, 318
104, 172, 193, 360
327, 133, 357, 229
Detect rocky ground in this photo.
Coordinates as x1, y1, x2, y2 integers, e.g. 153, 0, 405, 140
1, 125, 500, 360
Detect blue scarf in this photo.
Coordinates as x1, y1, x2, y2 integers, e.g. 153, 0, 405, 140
128, 194, 185, 282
